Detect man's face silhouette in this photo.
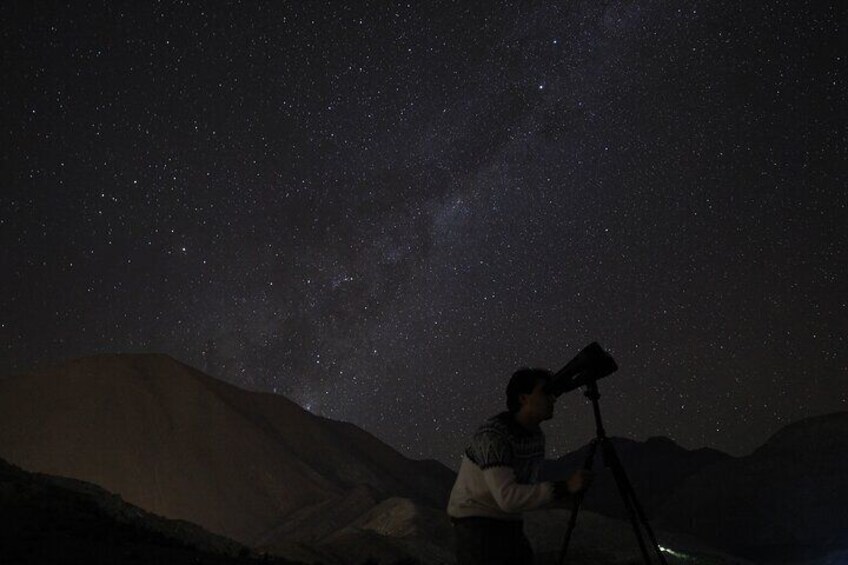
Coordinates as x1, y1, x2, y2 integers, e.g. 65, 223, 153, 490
518, 379, 555, 425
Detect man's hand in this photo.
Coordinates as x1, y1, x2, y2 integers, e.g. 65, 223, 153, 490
567, 469, 593, 494
552, 470, 594, 502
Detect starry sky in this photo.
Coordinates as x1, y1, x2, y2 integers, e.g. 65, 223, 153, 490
2, 1, 845, 469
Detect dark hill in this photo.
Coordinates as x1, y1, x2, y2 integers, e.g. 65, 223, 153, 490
657, 411, 848, 562
541, 435, 731, 520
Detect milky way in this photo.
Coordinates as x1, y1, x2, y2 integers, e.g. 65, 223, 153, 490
2, 1, 845, 468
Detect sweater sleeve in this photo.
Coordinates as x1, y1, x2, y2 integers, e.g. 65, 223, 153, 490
482, 465, 555, 514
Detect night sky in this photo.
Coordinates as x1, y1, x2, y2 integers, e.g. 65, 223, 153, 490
2, 1, 845, 469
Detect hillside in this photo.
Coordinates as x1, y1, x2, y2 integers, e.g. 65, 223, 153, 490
0, 353, 454, 548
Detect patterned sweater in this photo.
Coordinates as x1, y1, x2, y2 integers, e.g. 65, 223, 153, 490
447, 412, 554, 520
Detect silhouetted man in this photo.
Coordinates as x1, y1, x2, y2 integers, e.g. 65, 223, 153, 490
447, 368, 592, 565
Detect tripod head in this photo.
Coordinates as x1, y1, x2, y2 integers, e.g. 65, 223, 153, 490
543, 342, 618, 398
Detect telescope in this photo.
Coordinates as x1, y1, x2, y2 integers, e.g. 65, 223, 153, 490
543, 341, 618, 398
547, 342, 668, 565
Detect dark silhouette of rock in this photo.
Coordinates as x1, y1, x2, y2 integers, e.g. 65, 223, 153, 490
0, 455, 295, 564
541, 435, 731, 520
0, 353, 455, 551
657, 411, 848, 562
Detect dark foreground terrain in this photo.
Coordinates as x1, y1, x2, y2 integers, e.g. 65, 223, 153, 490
0, 456, 295, 565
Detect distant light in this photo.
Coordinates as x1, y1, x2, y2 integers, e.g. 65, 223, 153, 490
658, 545, 689, 559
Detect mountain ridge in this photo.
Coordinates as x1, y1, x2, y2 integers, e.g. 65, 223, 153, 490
0, 352, 454, 548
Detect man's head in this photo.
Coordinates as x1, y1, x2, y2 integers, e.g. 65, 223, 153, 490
507, 368, 555, 426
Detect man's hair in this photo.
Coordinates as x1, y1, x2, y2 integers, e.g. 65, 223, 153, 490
506, 368, 553, 413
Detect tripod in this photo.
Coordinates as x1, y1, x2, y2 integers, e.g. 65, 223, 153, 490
557, 381, 668, 565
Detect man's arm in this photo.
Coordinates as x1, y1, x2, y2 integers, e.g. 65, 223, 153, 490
482, 466, 555, 514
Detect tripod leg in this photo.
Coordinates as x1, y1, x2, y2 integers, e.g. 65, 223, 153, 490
614, 466, 668, 565
607, 455, 654, 564
557, 440, 598, 565
603, 441, 667, 565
